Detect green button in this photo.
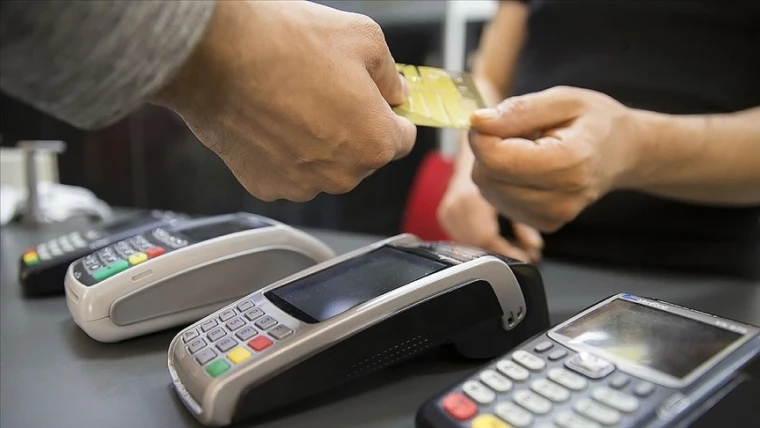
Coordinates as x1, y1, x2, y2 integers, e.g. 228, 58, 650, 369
108, 259, 129, 273
206, 360, 230, 378
92, 259, 130, 281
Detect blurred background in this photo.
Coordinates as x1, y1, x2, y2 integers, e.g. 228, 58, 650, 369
0, 0, 496, 236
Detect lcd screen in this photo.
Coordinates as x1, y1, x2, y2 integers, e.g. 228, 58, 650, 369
178, 220, 260, 242
555, 298, 742, 379
102, 213, 157, 233
265, 247, 448, 323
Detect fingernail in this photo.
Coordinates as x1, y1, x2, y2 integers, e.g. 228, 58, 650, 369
472, 108, 499, 119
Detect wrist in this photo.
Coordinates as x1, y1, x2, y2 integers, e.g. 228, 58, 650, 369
452, 157, 475, 183
613, 108, 664, 190
152, 0, 230, 114
151, 29, 211, 113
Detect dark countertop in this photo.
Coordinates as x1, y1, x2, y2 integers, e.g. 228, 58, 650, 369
2, 215, 759, 428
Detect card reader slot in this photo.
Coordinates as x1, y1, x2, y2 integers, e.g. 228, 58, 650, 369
230, 280, 505, 422
110, 249, 315, 326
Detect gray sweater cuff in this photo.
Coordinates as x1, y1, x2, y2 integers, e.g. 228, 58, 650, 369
0, 0, 216, 130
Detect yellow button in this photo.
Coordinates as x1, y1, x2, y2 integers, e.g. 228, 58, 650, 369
23, 252, 39, 264
471, 414, 511, 428
128, 252, 148, 265
227, 347, 252, 365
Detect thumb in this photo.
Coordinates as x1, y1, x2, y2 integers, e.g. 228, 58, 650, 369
365, 40, 409, 106
469, 86, 583, 138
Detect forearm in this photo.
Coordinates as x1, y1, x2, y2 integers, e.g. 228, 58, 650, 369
0, 0, 215, 130
626, 107, 760, 205
472, 1, 528, 97
454, 0, 527, 176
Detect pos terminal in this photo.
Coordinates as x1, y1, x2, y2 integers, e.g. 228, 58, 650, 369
65, 212, 335, 342
19, 209, 190, 295
167, 233, 550, 427
416, 293, 760, 428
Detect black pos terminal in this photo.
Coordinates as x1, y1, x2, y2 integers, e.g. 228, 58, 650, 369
167, 234, 551, 426
417, 293, 760, 428
19, 209, 190, 295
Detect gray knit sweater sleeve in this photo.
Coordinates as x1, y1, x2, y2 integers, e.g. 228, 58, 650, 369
0, 0, 215, 130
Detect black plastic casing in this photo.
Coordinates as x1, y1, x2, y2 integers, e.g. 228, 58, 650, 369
228, 255, 549, 424
414, 295, 760, 428
18, 210, 187, 296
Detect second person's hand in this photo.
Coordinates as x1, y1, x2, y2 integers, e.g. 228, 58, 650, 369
153, 0, 417, 202
438, 170, 544, 263
468, 86, 639, 232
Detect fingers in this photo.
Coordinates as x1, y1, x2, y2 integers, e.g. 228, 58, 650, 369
358, 17, 410, 106
436, 181, 540, 263
513, 222, 544, 250
476, 180, 585, 233
470, 86, 586, 138
349, 16, 417, 162
469, 133, 568, 189
484, 236, 532, 263
512, 222, 543, 262
437, 181, 500, 246
392, 115, 417, 160
351, 84, 417, 170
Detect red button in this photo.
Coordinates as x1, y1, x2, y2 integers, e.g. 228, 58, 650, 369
248, 336, 273, 352
145, 247, 165, 258
442, 392, 477, 421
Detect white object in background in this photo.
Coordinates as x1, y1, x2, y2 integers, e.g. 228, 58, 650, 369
0, 147, 60, 188
0, 184, 24, 225
18, 140, 68, 225
440, 0, 498, 159
0, 181, 113, 226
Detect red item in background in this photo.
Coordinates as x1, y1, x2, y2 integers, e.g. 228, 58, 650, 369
401, 150, 453, 241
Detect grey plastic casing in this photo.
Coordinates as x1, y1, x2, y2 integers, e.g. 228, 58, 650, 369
64, 216, 336, 343
167, 233, 528, 426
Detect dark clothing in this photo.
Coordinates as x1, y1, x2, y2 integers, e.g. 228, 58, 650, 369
503, 0, 760, 279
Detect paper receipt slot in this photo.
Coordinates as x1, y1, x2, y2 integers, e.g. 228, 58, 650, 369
167, 234, 550, 426
416, 293, 760, 428
65, 212, 335, 342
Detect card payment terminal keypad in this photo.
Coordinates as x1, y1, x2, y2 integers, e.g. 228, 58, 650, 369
436, 335, 666, 428
181, 299, 296, 379
22, 231, 91, 266
75, 227, 193, 285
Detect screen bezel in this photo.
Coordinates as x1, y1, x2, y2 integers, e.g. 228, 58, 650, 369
170, 214, 271, 243
264, 246, 451, 323
100, 211, 161, 234
547, 294, 759, 388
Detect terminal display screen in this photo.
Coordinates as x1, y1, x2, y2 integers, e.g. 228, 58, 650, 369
101, 212, 158, 233
177, 218, 264, 242
555, 298, 743, 379
266, 247, 448, 323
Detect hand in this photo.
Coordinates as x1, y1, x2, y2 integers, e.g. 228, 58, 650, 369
153, 0, 416, 202
437, 171, 544, 262
468, 86, 639, 232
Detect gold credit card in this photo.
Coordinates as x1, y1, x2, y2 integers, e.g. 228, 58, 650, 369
393, 64, 487, 129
